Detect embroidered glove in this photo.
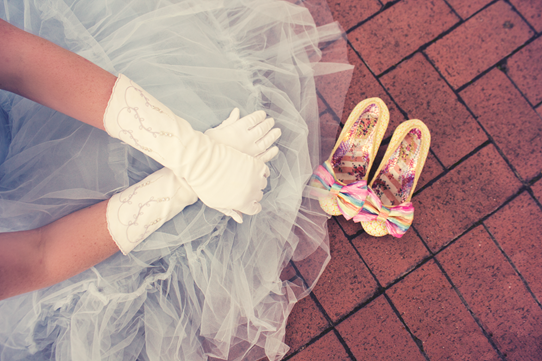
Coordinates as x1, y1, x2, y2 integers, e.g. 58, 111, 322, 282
107, 167, 197, 255
103, 74, 271, 219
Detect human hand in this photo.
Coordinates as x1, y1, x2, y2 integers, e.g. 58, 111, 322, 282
204, 108, 281, 222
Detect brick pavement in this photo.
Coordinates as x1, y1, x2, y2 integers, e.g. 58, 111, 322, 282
284, 0, 542, 360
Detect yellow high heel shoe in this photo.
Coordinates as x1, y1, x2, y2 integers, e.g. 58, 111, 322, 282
354, 119, 431, 237
310, 98, 389, 220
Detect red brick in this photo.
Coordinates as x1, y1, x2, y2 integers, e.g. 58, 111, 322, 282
292, 214, 332, 290
507, 36, 542, 105
303, 0, 335, 27
349, 0, 458, 75
537, 104, 542, 118
485, 192, 542, 302
426, 1, 534, 89
317, 94, 327, 115
319, 112, 341, 164
335, 215, 362, 237
280, 262, 297, 281
337, 296, 425, 361
461, 68, 542, 181
326, 0, 381, 31
310, 220, 378, 322
414, 145, 522, 252
533, 179, 542, 203
289, 331, 350, 361
446, 0, 493, 19
339, 45, 405, 139
388, 260, 500, 360
509, 0, 542, 32
438, 226, 542, 360
417, 151, 445, 189
316, 37, 354, 121
351, 229, 429, 287
381, 53, 486, 167
285, 295, 330, 354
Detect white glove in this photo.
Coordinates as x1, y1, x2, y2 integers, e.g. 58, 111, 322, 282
107, 167, 197, 255
205, 108, 281, 162
103, 74, 270, 218
205, 108, 281, 222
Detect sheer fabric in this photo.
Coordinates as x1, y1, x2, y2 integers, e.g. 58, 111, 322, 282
0, 0, 353, 360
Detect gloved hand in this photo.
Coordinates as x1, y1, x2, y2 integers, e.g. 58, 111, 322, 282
205, 108, 281, 162
103, 75, 275, 220
205, 108, 281, 222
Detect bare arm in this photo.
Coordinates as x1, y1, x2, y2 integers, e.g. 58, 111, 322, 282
0, 20, 123, 301
0, 19, 116, 130
0, 201, 119, 301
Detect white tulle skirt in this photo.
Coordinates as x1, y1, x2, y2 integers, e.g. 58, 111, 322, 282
0, 0, 353, 360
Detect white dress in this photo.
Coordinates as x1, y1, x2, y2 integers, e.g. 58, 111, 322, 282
0, 0, 353, 360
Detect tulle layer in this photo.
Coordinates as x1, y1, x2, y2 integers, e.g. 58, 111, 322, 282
0, 0, 353, 360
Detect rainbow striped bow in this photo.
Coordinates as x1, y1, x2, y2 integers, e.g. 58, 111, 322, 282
310, 163, 368, 220
353, 187, 414, 238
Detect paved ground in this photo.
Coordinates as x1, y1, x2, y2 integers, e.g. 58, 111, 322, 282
284, 0, 542, 360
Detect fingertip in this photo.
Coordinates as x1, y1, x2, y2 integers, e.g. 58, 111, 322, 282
232, 211, 243, 223
269, 127, 281, 142
228, 108, 240, 121
245, 110, 267, 128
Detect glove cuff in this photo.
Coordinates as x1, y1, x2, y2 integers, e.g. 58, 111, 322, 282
106, 167, 197, 255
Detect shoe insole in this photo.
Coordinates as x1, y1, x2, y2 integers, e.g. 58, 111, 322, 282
331, 103, 380, 184
371, 128, 422, 206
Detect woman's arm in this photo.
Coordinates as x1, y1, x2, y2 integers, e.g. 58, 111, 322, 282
0, 19, 116, 130
0, 201, 119, 301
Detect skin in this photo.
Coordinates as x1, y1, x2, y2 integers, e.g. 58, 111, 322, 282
0, 19, 121, 300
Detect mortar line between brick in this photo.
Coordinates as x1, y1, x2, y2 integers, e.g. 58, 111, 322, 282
409, 226, 506, 359
283, 262, 336, 360
441, 0, 463, 20
431, 257, 508, 360
454, 31, 541, 93
331, 329, 358, 361
457, 102, 528, 187
420, 47, 531, 187
290, 242, 371, 361
375, 14, 469, 79
413, 141, 491, 197
382, 186, 529, 293
503, 0, 539, 35
337, 219, 433, 360
331, 184, 529, 358
502, 65, 541, 110
316, 86, 342, 125
497, 32, 542, 104
535, 100, 542, 109
280, 283, 358, 361
525, 182, 542, 214
282, 323, 334, 361
382, 292, 431, 361
354, 0, 507, 82
346, 39, 409, 121
410, 224, 507, 361
482, 223, 542, 311
430, 187, 529, 253
429, 148, 447, 172
289, 260, 336, 326
345, 0, 401, 34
